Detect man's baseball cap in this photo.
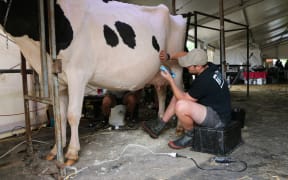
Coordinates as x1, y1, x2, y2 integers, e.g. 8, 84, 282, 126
178, 48, 208, 67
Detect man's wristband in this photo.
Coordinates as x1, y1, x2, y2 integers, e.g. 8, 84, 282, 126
167, 53, 170, 60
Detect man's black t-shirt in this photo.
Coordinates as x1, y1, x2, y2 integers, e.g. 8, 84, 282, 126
188, 62, 231, 125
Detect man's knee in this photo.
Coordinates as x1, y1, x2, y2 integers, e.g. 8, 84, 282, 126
124, 93, 137, 105
102, 95, 116, 115
175, 100, 193, 114
103, 95, 116, 106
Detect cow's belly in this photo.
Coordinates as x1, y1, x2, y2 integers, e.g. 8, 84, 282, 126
88, 61, 160, 91
58, 34, 162, 91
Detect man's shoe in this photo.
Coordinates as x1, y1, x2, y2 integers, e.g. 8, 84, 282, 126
142, 118, 166, 139
168, 129, 194, 149
127, 118, 138, 129
94, 120, 110, 130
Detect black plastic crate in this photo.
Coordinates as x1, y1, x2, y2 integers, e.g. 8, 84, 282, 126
231, 107, 245, 128
82, 95, 103, 119
191, 121, 242, 155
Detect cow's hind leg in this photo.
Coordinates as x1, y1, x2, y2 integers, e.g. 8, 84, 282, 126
64, 73, 88, 165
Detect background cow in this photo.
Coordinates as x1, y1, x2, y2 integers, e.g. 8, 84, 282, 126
0, 0, 186, 165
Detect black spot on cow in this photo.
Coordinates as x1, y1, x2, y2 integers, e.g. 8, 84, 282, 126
0, 0, 73, 55
115, 21, 136, 49
102, 0, 114, 3
103, 25, 119, 47
152, 35, 160, 52
54, 5, 73, 54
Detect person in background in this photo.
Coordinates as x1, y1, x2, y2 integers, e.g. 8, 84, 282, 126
283, 60, 288, 82
284, 60, 288, 70
102, 90, 141, 128
142, 48, 231, 149
275, 59, 284, 70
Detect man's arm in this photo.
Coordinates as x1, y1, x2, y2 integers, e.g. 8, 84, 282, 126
160, 68, 196, 102
159, 49, 197, 102
168, 74, 197, 102
159, 50, 187, 62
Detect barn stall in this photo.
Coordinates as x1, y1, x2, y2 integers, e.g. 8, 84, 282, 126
0, 0, 288, 179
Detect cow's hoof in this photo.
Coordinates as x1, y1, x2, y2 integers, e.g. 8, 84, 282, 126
45, 152, 56, 161
65, 150, 79, 166
65, 159, 78, 166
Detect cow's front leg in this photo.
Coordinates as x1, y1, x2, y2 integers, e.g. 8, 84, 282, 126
46, 90, 68, 161
64, 74, 87, 165
65, 111, 81, 165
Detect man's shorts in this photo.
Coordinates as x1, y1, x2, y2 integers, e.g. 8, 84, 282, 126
200, 106, 224, 128
106, 91, 129, 105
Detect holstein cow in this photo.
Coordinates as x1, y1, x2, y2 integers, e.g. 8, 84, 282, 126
0, 0, 186, 165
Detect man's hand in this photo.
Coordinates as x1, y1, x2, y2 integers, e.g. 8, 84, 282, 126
160, 69, 173, 83
159, 50, 169, 62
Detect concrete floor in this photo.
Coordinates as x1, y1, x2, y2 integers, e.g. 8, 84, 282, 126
0, 84, 288, 180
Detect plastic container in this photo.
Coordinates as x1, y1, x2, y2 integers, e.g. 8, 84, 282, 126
109, 105, 126, 128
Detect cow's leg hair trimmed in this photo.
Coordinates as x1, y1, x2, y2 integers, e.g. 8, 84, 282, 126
46, 90, 69, 161
59, 90, 69, 148
155, 85, 167, 119
64, 72, 88, 164
171, 66, 185, 136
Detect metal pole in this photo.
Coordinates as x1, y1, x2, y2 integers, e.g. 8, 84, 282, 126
194, 12, 198, 48
219, 0, 226, 79
194, 10, 247, 27
190, 23, 220, 31
39, 0, 49, 98
171, 0, 176, 15
246, 27, 250, 97
47, 0, 65, 176
20, 54, 33, 155
24, 95, 52, 105
0, 69, 33, 74
184, 13, 192, 51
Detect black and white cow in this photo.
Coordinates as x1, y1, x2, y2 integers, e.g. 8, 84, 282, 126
0, 0, 186, 165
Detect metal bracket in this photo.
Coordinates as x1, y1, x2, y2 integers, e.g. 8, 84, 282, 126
52, 59, 62, 74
